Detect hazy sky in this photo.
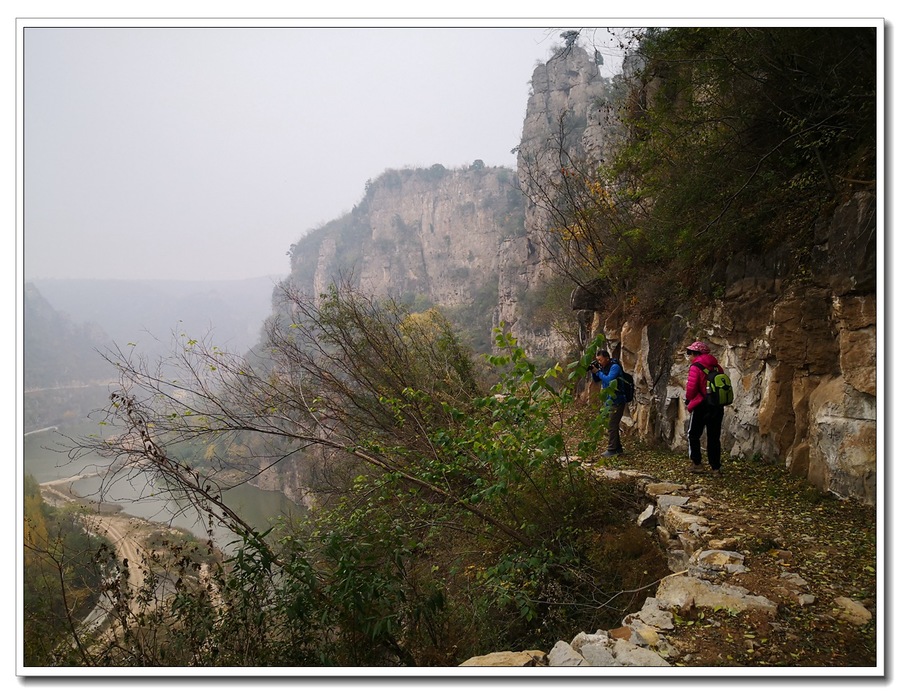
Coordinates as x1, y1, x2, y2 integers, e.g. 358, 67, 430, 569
23, 23, 626, 283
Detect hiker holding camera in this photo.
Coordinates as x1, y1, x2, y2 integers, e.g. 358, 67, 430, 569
590, 350, 627, 458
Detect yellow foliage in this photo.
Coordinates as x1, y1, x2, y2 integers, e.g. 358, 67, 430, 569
23, 487, 50, 569
401, 308, 448, 342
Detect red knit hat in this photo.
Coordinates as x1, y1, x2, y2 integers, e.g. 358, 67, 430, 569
686, 341, 710, 354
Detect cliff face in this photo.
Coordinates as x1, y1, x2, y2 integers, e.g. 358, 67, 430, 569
509, 49, 877, 505
274, 44, 877, 505
510, 47, 617, 354
284, 46, 612, 355
285, 164, 526, 351
523, 51, 878, 506
596, 191, 877, 503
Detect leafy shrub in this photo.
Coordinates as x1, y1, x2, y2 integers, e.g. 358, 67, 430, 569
63, 286, 671, 666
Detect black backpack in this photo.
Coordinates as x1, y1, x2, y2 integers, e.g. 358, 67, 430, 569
694, 363, 734, 406
612, 359, 636, 403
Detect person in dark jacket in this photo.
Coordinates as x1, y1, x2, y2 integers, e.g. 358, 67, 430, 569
684, 340, 725, 476
590, 350, 626, 457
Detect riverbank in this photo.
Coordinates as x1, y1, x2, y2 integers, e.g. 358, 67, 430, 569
40, 473, 123, 514
24, 425, 59, 437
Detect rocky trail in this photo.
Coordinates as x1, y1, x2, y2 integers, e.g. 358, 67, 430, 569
38, 443, 878, 670
462, 447, 879, 670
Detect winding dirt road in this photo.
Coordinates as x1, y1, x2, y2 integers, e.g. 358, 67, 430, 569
40, 478, 152, 610
39, 473, 226, 653
86, 515, 147, 591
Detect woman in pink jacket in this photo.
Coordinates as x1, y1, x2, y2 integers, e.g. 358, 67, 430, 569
684, 341, 725, 476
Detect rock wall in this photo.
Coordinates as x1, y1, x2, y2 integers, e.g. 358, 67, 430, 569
516, 47, 878, 506
286, 164, 527, 350
590, 192, 877, 504
510, 46, 616, 355
276, 43, 877, 505
348, 169, 516, 309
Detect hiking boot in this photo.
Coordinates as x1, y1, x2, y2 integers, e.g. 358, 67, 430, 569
689, 464, 705, 474
601, 450, 620, 458
711, 469, 723, 477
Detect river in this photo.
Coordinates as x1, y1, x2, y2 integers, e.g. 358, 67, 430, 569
24, 424, 305, 552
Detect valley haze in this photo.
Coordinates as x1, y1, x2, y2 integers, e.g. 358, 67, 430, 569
23, 24, 625, 284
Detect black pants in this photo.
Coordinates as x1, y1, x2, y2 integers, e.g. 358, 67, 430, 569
605, 401, 625, 452
688, 402, 725, 469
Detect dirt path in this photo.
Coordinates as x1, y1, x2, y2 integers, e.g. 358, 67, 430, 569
40, 477, 155, 612
86, 514, 147, 593
601, 445, 878, 667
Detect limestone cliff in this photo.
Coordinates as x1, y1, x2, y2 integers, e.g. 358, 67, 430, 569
511, 46, 617, 354
272, 43, 877, 505
285, 164, 526, 351
282, 45, 613, 355
542, 45, 879, 505
592, 191, 876, 504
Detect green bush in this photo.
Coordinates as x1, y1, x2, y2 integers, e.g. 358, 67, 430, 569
60, 286, 670, 666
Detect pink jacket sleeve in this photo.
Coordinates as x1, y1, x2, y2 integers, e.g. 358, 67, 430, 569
685, 364, 706, 412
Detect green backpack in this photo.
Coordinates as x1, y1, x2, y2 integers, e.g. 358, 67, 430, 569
695, 364, 734, 406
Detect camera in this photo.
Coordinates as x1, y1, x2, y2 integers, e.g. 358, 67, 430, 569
590, 360, 601, 370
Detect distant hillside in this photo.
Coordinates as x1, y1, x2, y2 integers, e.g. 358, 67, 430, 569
32, 276, 281, 359
23, 283, 115, 390
24, 277, 281, 429
23, 283, 118, 429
